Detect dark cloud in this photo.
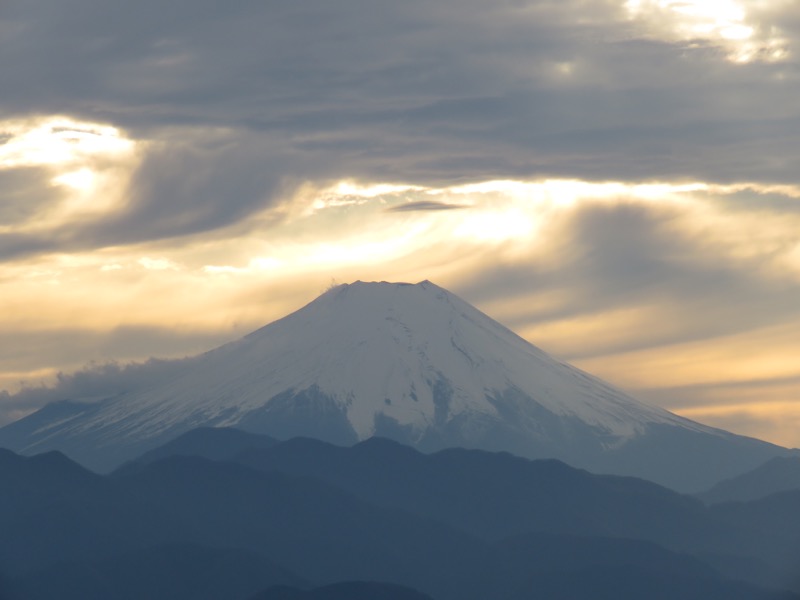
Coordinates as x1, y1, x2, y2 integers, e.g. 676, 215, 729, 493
90, 134, 295, 243
387, 200, 469, 212
0, 167, 67, 225
1, 0, 798, 259
0, 231, 62, 262
2, 0, 797, 192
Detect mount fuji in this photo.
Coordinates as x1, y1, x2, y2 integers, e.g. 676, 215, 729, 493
0, 280, 793, 491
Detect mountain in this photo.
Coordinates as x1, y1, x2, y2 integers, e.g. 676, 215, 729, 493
0, 449, 187, 578
0, 446, 487, 600
231, 437, 712, 544
709, 489, 800, 588
494, 533, 798, 600
0, 280, 793, 491
130, 426, 279, 466
3, 444, 799, 600
711, 489, 800, 541
111, 455, 493, 600
248, 582, 434, 600
8, 543, 305, 600
218, 435, 796, 589
699, 457, 800, 504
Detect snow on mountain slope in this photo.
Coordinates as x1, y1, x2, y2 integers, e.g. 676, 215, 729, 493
70, 281, 696, 441
0, 281, 793, 490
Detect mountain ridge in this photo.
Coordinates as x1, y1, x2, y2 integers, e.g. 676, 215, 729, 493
699, 457, 800, 504
6, 440, 799, 600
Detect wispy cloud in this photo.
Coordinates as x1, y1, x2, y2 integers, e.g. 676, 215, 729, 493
0, 358, 194, 426
386, 200, 469, 212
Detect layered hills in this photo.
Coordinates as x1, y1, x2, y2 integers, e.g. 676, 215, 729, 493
1, 434, 799, 600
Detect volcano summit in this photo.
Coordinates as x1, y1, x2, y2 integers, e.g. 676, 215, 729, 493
0, 280, 792, 490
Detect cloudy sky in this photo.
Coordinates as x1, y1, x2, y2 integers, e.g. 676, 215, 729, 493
2, 0, 800, 447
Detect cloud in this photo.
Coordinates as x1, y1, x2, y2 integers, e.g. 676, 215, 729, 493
454, 194, 800, 358
631, 373, 800, 411
0, 167, 67, 226
0, 0, 797, 267
1, 0, 797, 206
0, 358, 193, 426
673, 401, 800, 450
386, 200, 469, 212
0, 325, 238, 377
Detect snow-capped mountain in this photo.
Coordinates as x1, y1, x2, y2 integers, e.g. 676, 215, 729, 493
0, 281, 792, 490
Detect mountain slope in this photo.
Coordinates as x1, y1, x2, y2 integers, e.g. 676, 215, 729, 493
130, 426, 279, 466
0, 280, 793, 490
0, 447, 488, 600
8, 543, 305, 600
248, 582, 435, 600
699, 457, 800, 504
232, 437, 710, 544
229, 436, 798, 588
3, 445, 799, 600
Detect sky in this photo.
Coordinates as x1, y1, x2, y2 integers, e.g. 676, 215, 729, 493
1, 0, 800, 447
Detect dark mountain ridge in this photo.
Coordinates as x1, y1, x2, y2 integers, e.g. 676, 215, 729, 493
2, 437, 799, 599
128, 428, 800, 594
